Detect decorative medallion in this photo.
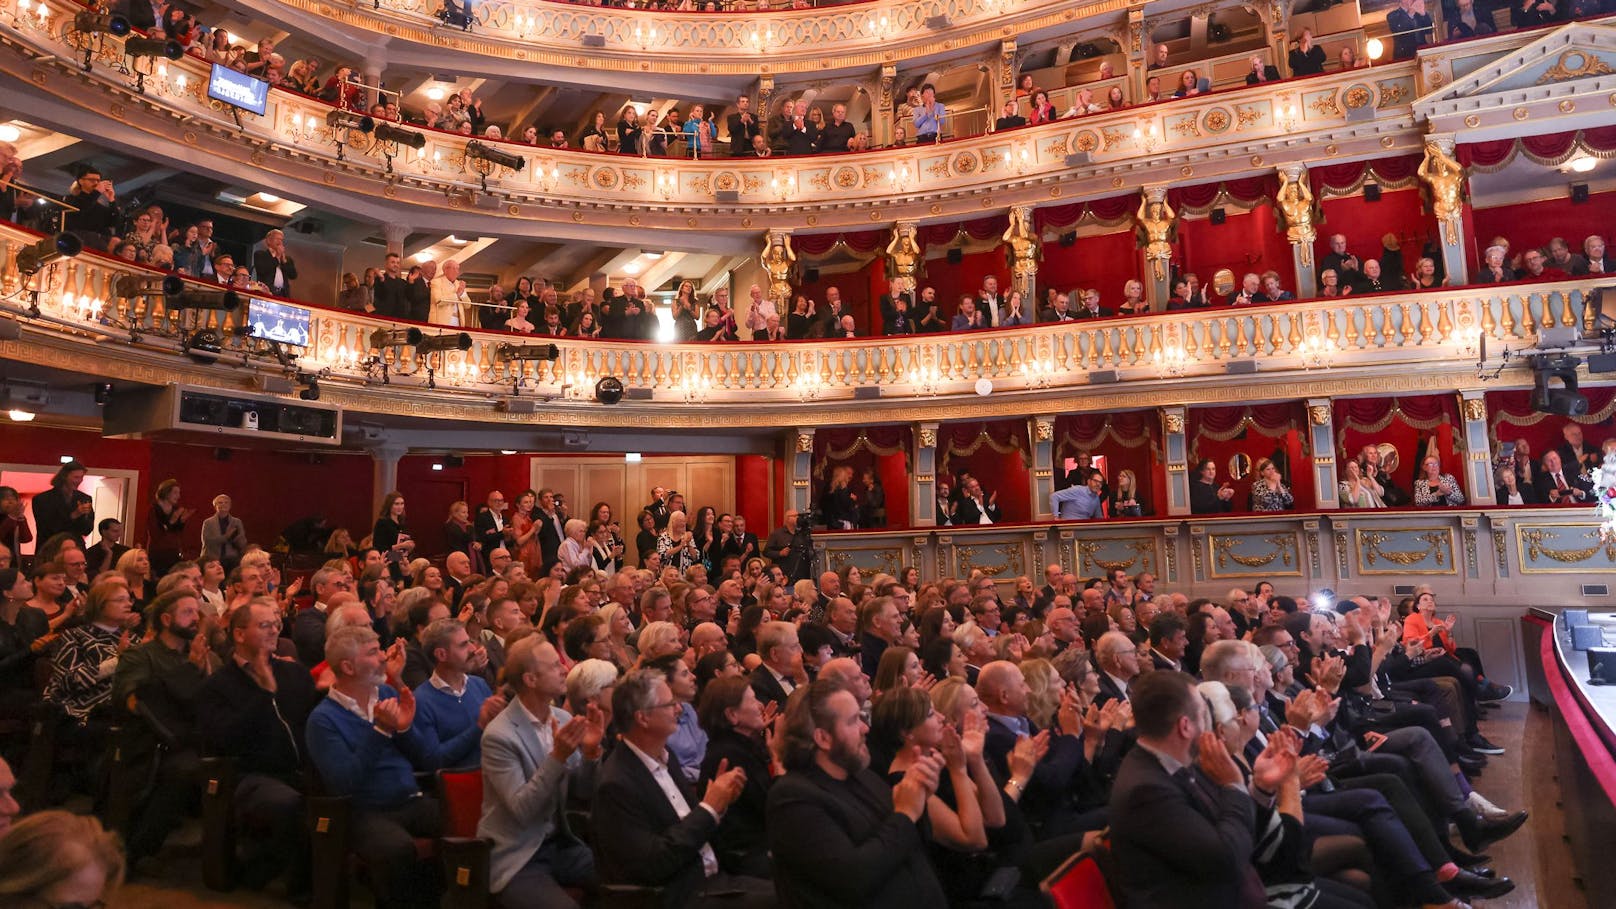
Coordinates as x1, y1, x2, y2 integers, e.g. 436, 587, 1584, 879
1560, 99, 1576, 113
592, 168, 619, 189
1163, 412, 1185, 435
1203, 108, 1231, 133
250, 151, 265, 165
1250, 155, 1264, 167
383, 184, 397, 198
1342, 86, 1372, 109
1075, 131, 1099, 152
715, 172, 739, 192
1179, 165, 1193, 177
1380, 136, 1396, 147
1309, 404, 1331, 426
806, 215, 818, 226
870, 211, 882, 220
1325, 144, 1338, 155
833, 166, 860, 189
1512, 107, 1529, 120
930, 204, 942, 214
110, 102, 125, 119
507, 204, 520, 215
571, 211, 584, 222
1053, 186, 1065, 196
629, 215, 642, 226
1461, 397, 1486, 422
183, 131, 198, 144
739, 217, 752, 228
687, 217, 698, 228
1111, 177, 1124, 188
323, 172, 336, 185
1464, 115, 1481, 128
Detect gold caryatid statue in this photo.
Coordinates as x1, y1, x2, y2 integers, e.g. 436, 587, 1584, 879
885, 222, 922, 293
1417, 140, 1466, 247
1135, 192, 1176, 282
1002, 206, 1041, 297
1275, 168, 1317, 266
761, 230, 796, 305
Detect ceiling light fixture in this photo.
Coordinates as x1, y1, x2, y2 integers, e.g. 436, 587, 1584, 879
0, 125, 20, 142
622, 262, 641, 275
7, 409, 36, 422
256, 193, 280, 203
425, 86, 446, 101
1569, 155, 1598, 174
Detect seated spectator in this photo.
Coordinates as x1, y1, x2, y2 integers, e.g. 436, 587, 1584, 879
1000, 289, 1033, 326
1319, 268, 1344, 297
0, 811, 126, 906
1246, 55, 1282, 84
1546, 237, 1586, 275
1341, 45, 1367, 69
1174, 69, 1206, 98
951, 296, 986, 331
993, 99, 1026, 132
1495, 463, 1538, 505
45, 579, 134, 728
1149, 43, 1172, 70
1249, 460, 1295, 512
1511, 0, 1559, 28
1231, 272, 1263, 306
1577, 235, 1607, 274
1110, 469, 1152, 517
412, 618, 500, 770
591, 669, 770, 905
1142, 75, 1165, 102
1290, 29, 1327, 76
1387, 0, 1435, 60
1065, 87, 1102, 117
306, 626, 442, 908
1105, 85, 1128, 110
478, 635, 603, 909
1408, 256, 1442, 289
1536, 450, 1591, 504
1520, 248, 1567, 280
1040, 291, 1076, 322
1257, 271, 1295, 302
1350, 259, 1390, 294
1117, 279, 1149, 315
1028, 90, 1059, 125
1410, 456, 1465, 507
766, 677, 947, 904
1191, 459, 1237, 513
1448, 0, 1498, 38
1338, 459, 1386, 508
696, 676, 774, 877
1074, 288, 1112, 318
1479, 244, 1515, 283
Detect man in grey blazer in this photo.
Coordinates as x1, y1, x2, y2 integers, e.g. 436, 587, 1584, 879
478, 636, 605, 909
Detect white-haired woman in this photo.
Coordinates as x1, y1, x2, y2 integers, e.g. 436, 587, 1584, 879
557, 518, 592, 575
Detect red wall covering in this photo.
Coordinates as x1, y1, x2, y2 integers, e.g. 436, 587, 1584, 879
1313, 189, 1437, 277
1468, 191, 1616, 271
915, 249, 1009, 319
1176, 203, 1297, 295
1038, 230, 1142, 304
734, 455, 774, 537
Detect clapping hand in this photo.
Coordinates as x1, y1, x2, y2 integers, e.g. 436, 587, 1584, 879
960, 709, 987, 763
1195, 732, 1242, 787
1251, 727, 1298, 794
1008, 730, 1047, 783
702, 758, 748, 814
891, 752, 944, 820
385, 639, 406, 683
477, 692, 508, 729
936, 724, 966, 773
374, 686, 417, 734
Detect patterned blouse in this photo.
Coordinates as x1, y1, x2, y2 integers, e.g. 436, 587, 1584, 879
1250, 481, 1295, 512
45, 622, 122, 723
1413, 474, 1465, 507
657, 531, 701, 572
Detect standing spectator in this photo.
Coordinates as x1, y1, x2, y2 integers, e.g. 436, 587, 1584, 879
1411, 456, 1465, 507
200, 494, 247, 571
820, 104, 857, 153
1289, 29, 1327, 76
1246, 55, 1282, 84
252, 229, 298, 297
993, 99, 1026, 131
912, 84, 944, 144
1386, 0, 1434, 60
1511, 0, 1559, 28
32, 460, 94, 551
727, 95, 761, 157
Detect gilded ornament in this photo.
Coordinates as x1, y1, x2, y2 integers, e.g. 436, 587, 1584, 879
1358, 530, 1453, 572
795, 432, 814, 453
1417, 140, 1465, 248
1308, 404, 1330, 426
1163, 411, 1185, 435
1034, 417, 1054, 442
919, 427, 938, 449
1512, 107, 1529, 120
1559, 100, 1576, 113
762, 231, 797, 305
1465, 115, 1481, 128
1460, 397, 1485, 422
1536, 50, 1616, 84
1518, 527, 1616, 567
1276, 168, 1317, 259
1135, 192, 1176, 283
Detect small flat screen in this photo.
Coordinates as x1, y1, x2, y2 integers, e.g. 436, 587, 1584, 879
247, 297, 311, 347
207, 64, 269, 116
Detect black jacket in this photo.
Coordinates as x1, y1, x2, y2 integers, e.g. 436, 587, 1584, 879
700, 729, 773, 877
473, 507, 510, 556
766, 763, 945, 908
1189, 479, 1234, 515
592, 742, 718, 905
750, 666, 794, 712
371, 274, 410, 319
196, 657, 317, 785
726, 111, 761, 157
291, 607, 327, 667
953, 496, 1000, 525
31, 487, 93, 550
251, 250, 298, 297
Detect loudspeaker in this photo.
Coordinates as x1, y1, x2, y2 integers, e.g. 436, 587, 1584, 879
803, 266, 820, 283
1089, 369, 1120, 384
443, 454, 465, 467
946, 248, 963, 265
1588, 646, 1616, 684
1059, 232, 1077, 247
1210, 208, 1227, 225
1225, 360, 1258, 375
252, 374, 295, 395
180, 396, 229, 427
581, 33, 605, 47
853, 387, 881, 400
925, 14, 951, 29
624, 387, 655, 401
715, 190, 739, 204
1363, 184, 1382, 202
1572, 183, 1590, 204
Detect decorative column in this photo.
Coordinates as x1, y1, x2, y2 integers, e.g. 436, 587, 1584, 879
1124, 9, 1147, 99
1306, 399, 1339, 510
1418, 134, 1470, 286
1003, 206, 1040, 301
1161, 406, 1191, 516
1031, 415, 1057, 520
761, 229, 796, 309
872, 65, 896, 148
1136, 186, 1176, 309
992, 39, 1018, 114
912, 423, 940, 526
885, 221, 922, 294
382, 222, 411, 258
367, 440, 409, 518
789, 428, 815, 516
1458, 393, 1497, 506
362, 46, 387, 108
1276, 164, 1318, 298
756, 74, 774, 118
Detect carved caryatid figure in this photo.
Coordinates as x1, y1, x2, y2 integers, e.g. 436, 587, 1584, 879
1276, 168, 1317, 265
1417, 140, 1466, 247
762, 231, 796, 305
885, 223, 922, 293
1002, 206, 1040, 296
1136, 193, 1177, 282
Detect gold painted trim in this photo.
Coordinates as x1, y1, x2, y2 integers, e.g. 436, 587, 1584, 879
1513, 523, 1616, 574
1353, 527, 1458, 576
1207, 533, 1303, 579
1075, 537, 1159, 576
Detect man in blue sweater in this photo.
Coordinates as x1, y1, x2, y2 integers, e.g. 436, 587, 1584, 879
413, 618, 505, 770
306, 625, 442, 908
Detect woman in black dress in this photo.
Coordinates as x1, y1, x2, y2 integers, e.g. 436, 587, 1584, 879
696, 676, 775, 878
372, 491, 416, 567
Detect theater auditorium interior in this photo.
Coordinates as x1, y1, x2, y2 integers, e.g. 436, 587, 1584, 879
0, 0, 1615, 906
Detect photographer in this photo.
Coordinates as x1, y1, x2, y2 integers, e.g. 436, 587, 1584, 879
62, 164, 120, 251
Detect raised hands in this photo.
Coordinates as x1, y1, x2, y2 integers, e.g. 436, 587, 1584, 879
1306, 653, 1346, 693
1251, 727, 1299, 794
959, 709, 987, 763
936, 723, 967, 773
1195, 731, 1242, 787
477, 692, 509, 729
384, 639, 406, 685
892, 751, 944, 821
374, 685, 417, 734
1008, 729, 1049, 784
702, 758, 748, 814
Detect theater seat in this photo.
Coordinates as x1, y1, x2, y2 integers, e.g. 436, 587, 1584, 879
437, 768, 492, 909
1041, 851, 1117, 909
200, 756, 238, 891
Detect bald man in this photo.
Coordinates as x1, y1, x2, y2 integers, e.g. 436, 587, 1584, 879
977, 661, 1105, 838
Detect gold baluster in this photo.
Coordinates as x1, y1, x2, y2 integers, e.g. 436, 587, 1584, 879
1183, 322, 1198, 359
1583, 290, 1598, 336
1417, 302, 1434, 344
1436, 299, 1453, 341
1397, 303, 1414, 345
1561, 292, 1577, 328
1286, 312, 1303, 352
1130, 327, 1145, 365
1499, 296, 1516, 338
1518, 295, 1536, 336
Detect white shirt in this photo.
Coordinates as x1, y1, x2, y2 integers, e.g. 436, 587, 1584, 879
621, 738, 719, 878
767, 666, 796, 695
972, 497, 994, 525
327, 685, 377, 724
1104, 671, 1131, 699
428, 671, 467, 699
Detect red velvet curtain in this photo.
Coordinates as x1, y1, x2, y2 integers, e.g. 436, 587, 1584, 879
793, 229, 887, 258
939, 419, 1032, 523
918, 249, 1008, 317
1038, 229, 1141, 306
811, 425, 912, 529
1175, 203, 1297, 295
1031, 192, 1136, 232
1053, 410, 1165, 517
1312, 188, 1436, 279
1334, 395, 1463, 493
1457, 127, 1616, 169
1187, 403, 1312, 510
1167, 175, 1281, 214
1308, 155, 1424, 196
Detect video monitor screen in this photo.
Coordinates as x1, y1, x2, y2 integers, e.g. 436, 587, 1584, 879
246, 297, 311, 347
207, 64, 269, 116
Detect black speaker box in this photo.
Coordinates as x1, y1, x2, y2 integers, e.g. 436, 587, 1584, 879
946, 247, 963, 264
1210, 208, 1227, 225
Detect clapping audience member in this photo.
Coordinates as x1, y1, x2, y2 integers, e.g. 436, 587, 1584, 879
1411, 456, 1465, 507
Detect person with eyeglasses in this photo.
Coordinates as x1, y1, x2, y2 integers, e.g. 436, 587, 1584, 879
1093, 631, 1140, 706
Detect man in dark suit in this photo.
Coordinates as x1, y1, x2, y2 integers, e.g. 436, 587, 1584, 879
749, 621, 802, 710
474, 490, 512, 556
766, 678, 947, 907
291, 567, 349, 666
1536, 450, 1592, 505
1556, 423, 1600, 476
252, 229, 299, 298
646, 486, 671, 530
953, 478, 1000, 525
1107, 670, 1263, 909
1148, 613, 1188, 673
592, 670, 770, 906
879, 279, 916, 335
1093, 631, 1139, 706
1319, 234, 1362, 292
534, 489, 566, 571
993, 99, 1027, 132
725, 94, 761, 158
1074, 289, 1113, 319
1189, 459, 1236, 514
977, 660, 1106, 837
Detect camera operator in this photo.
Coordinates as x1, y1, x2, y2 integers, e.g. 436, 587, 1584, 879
62, 164, 120, 250
0, 141, 22, 224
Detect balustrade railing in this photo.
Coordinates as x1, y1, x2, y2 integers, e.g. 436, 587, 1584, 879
1, 223, 1595, 409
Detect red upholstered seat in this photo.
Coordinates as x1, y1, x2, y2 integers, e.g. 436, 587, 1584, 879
438, 768, 484, 839
1041, 851, 1116, 909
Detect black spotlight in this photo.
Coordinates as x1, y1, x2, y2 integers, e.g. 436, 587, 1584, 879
1059, 232, 1077, 247
74, 12, 131, 36
299, 375, 321, 401
124, 36, 184, 60
946, 247, 963, 264
1531, 353, 1588, 416
595, 376, 625, 405
1363, 183, 1382, 202
185, 327, 225, 363
17, 233, 82, 275
92, 382, 113, 404
802, 266, 820, 284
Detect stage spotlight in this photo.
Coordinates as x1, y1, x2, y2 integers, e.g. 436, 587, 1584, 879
73, 12, 131, 36
1531, 353, 1588, 416
326, 110, 375, 133
114, 274, 185, 298
299, 375, 321, 401
124, 36, 184, 60
495, 342, 560, 362
416, 332, 474, 355
370, 327, 425, 348
16, 233, 82, 275
466, 140, 526, 172
595, 376, 625, 405
374, 122, 427, 149
167, 288, 241, 311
